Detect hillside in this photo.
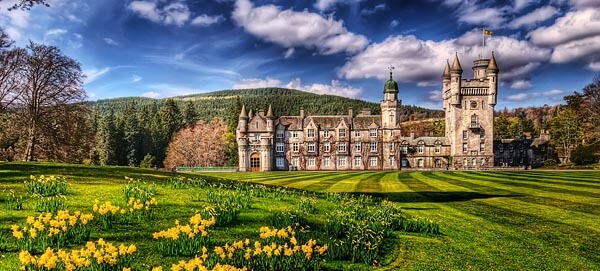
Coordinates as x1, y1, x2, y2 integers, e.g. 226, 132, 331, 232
93, 88, 443, 122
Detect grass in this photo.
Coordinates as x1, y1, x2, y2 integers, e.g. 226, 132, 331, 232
1, 162, 599, 270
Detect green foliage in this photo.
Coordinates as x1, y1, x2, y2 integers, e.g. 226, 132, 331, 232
571, 142, 600, 165
122, 177, 157, 203
4, 190, 25, 210
140, 153, 156, 168
549, 107, 584, 162
268, 209, 308, 229
544, 158, 558, 166
31, 194, 66, 213
24, 175, 68, 196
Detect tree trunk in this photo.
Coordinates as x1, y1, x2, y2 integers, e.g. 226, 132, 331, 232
24, 119, 37, 161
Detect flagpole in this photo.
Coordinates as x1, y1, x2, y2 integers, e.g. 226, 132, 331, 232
482, 28, 485, 59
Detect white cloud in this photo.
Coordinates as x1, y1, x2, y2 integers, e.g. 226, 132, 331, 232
128, 1, 191, 27
314, 0, 364, 11
131, 75, 142, 83
513, 0, 535, 11
233, 77, 362, 98
550, 35, 600, 63
191, 14, 224, 27
588, 61, 600, 71
390, 20, 399, 28
528, 9, 600, 47
141, 91, 161, 99
511, 79, 533, 90
509, 6, 558, 29
44, 28, 67, 39
84, 67, 111, 84
435, 0, 507, 28
232, 0, 369, 55
284, 48, 295, 59
506, 89, 564, 101
361, 4, 386, 16
339, 29, 551, 86
103, 37, 119, 46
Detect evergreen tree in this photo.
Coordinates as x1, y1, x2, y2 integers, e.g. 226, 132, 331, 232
123, 105, 143, 166
182, 100, 197, 127
96, 111, 119, 165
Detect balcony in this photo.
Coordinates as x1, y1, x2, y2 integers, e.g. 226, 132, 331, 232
469, 122, 481, 130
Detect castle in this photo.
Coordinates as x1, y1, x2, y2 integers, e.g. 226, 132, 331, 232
236, 53, 500, 171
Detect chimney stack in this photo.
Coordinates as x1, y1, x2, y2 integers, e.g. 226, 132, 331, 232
348, 107, 353, 119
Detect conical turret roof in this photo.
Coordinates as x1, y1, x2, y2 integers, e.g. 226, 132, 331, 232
266, 104, 274, 118
442, 60, 451, 79
451, 53, 463, 73
487, 52, 499, 72
239, 105, 248, 119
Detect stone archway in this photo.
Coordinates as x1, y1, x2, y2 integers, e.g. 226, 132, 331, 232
250, 153, 261, 172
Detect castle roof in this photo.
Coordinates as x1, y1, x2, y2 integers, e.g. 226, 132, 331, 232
266, 104, 274, 118
353, 115, 381, 129
399, 136, 450, 145
384, 72, 399, 93
442, 60, 451, 79
487, 52, 499, 72
239, 105, 248, 119
451, 53, 463, 73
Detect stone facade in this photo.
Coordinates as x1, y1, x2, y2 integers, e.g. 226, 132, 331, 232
236, 54, 505, 171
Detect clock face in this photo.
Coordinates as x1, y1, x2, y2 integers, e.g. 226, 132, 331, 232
471, 101, 478, 109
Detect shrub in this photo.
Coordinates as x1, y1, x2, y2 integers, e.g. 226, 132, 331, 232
544, 158, 557, 166
140, 153, 156, 168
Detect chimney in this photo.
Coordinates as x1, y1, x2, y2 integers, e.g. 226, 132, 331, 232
361, 108, 371, 116
410, 132, 415, 139
348, 107, 353, 119
300, 107, 304, 119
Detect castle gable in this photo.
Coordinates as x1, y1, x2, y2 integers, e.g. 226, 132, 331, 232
352, 116, 381, 130
248, 112, 268, 132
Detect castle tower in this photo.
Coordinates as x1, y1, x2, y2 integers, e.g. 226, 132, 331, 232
236, 105, 249, 171
444, 53, 499, 168
381, 66, 402, 129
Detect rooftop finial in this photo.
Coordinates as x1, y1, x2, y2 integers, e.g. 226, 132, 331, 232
388, 65, 395, 79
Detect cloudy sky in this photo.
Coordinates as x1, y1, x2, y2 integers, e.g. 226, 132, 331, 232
1, 0, 599, 109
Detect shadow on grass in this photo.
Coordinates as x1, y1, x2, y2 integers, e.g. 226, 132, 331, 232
351, 191, 519, 203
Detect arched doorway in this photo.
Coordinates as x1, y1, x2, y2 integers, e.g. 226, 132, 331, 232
250, 153, 261, 172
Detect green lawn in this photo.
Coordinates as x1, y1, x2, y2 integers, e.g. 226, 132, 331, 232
1, 162, 599, 270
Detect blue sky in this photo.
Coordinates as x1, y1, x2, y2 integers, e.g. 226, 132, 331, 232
1, 0, 599, 109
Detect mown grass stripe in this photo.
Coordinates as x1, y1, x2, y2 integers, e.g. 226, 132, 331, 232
355, 172, 386, 193
279, 171, 366, 191
470, 171, 600, 198
493, 171, 600, 189
378, 172, 410, 193
257, 171, 336, 183
432, 172, 600, 216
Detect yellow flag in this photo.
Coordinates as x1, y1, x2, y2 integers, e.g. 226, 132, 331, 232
483, 29, 493, 36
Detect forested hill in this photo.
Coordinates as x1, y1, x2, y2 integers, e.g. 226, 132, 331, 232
93, 88, 443, 122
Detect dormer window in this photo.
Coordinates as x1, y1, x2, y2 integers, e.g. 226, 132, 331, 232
308, 129, 315, 138
323, 130, 329, 138
339, 129, 346, 138
370, 129, 377, 137
291, 131, 298, 138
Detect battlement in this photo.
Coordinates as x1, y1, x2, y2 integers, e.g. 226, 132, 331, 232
461, 79, 490, 87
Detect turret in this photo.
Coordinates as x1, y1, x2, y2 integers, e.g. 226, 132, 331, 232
381, 66, 402, 129
383, 68, 399, 101
450, 53, 463, 105
266, 104, 274, 133
441, 60, 451, 109
237, 105, 248, 133
248, 108, 254, 120
486, 52, 499, 105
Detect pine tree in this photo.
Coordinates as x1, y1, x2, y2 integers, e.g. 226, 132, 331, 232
123, 105, 143, 166
96, 111, 119, 165
182, 100, 197, 127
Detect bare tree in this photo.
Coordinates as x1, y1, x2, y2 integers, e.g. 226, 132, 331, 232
1, 0, 49, 11
0, 28, 25, 112
17, 42, 85, 161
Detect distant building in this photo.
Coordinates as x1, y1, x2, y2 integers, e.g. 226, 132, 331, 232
236, 53, 547, 171
494, 131, 553, 168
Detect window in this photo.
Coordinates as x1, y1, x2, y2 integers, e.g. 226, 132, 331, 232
308, 129, 315, 138
324, 142, 330, 152
254, 134, 260, 141
480, 142, 485, 152
323, 130, 329, 138
338, 157, 346, 167
354, 130, 361, 137
435, 144, 441, 153
292, 142, 299, 152
292, 157, 299, 166
519, 144, 524, 153
276, 131, 284, 139
354, 142, 361, 151
417, 159, 424, 168
390, 156, 395, 167
471, 114, 478, 126
370, 142, 377, 152
417, 145, 424, 154
308, 157, 315, 167
462, 130, 468, 140
291, 131, 298, 138
354, 157, 362, 167
480, 158, 485, 166
307, 142, 315, 152
276, 143, 284, 153
370, 157, 378, 167
463, 143, 468, 153
402, 159, 409, 167
323, 157, 330, 167
480, 129, 485, 138
463, 158, 468, 167
499, 144, 504, 152
276, 157, 284, 167
370, 129, 377, 137
339, 129, 346, 137
472, 158, 477, 167
509, 145, 514, 152
401, 145, 408, 154
338, 142, 347, 152
389, 142, 395, 152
